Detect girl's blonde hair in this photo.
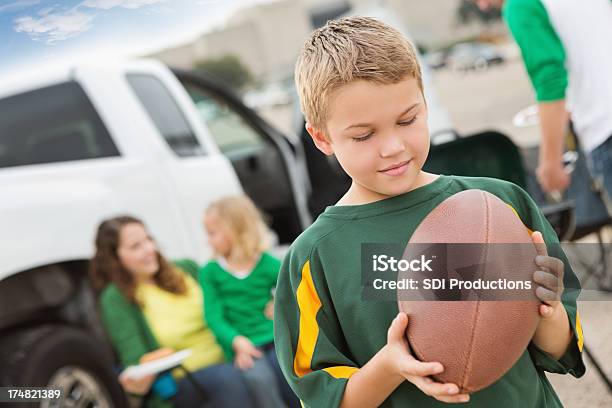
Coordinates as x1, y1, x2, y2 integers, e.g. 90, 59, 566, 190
206, 195, 270, 262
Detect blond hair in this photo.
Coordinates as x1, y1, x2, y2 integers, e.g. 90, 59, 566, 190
295, 16, 423, 130
206, 195, 270, 262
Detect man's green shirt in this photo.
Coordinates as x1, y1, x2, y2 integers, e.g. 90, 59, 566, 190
274, 175, 585, 407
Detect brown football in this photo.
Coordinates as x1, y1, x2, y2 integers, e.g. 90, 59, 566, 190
398, 189, 540, 393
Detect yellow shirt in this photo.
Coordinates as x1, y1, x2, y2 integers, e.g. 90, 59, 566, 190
136, 274, 225, 378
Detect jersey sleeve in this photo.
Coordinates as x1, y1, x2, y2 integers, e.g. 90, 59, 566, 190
509, 184, 586, 377
274, 244, 359, 408
503, 0, 568, 102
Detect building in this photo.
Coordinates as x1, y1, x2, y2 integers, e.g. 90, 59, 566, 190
150, 0, 506, 82
152, 0, 312, 82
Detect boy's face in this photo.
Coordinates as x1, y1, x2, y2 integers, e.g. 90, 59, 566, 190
307, 76, 430, 200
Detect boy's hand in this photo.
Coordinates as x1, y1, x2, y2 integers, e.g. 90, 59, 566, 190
531, 231, 565, 319
385, 313, 470, 404
232, 335, 263, 370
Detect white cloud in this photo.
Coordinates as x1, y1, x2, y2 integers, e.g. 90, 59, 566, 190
14, 10, 94, 44
37, 6, 58, 16
0, 0, 40, 13
81, 0, 165, 10
13, 0, 167, 44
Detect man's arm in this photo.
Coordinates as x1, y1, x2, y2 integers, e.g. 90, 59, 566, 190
504, 0, 571, 192
537, 100, 570, 192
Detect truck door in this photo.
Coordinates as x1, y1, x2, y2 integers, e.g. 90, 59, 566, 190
173, 70, 312, 244
124, 72, 244, 259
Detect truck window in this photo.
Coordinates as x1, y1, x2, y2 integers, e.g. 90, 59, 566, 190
0, 82, 119, 168
183, 84, 266, 156
126, 74, 205, 157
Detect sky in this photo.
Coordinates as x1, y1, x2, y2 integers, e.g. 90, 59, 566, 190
0, 0, 264, 77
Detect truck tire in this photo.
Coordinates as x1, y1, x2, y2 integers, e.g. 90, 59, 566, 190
0, 325, 127, 408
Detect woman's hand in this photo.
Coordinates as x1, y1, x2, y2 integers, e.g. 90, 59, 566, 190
119, 374, 156, 396
232, 335, 262, 370
119, 347, 175, 395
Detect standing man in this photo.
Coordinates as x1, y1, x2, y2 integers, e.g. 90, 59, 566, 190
476, 0, 612, 196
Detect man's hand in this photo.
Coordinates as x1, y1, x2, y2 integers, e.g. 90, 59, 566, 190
384, 313, 470, 404
537, 160, 571, 194
232, 335, 262, 370
118, 347, 175, 395
531, 231, 565, 319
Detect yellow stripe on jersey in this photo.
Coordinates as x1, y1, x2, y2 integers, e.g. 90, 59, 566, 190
293, 261, 360, 380
294, 261, 322, 377
575, 312, 584, 352
323, 366, 359, 379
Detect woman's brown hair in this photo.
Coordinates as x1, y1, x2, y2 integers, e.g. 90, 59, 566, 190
89, 215, 186, 303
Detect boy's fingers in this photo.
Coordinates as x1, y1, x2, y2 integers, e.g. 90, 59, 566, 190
387, 313, 408, 343
536, 286, 559, 303
535, 256, 564, 278
540, 304, 557, 317
531, 231, 548, 257
401, 360, 444, 377
435, 394, 471, 404
533, 270, 561, 292
409, 376, 459, 397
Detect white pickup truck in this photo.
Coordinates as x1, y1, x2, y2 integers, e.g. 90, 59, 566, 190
0, 59, 319, 407
0, 19, 457, 406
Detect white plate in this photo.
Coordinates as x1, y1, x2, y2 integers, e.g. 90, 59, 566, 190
120, 349, 192, 380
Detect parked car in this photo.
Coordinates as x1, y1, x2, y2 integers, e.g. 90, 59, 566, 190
424, 50, 448, 70
243, 82, 293, 110
446, 42, 505, 73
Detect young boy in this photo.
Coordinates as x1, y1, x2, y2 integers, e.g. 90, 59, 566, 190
273, 16, 585, 408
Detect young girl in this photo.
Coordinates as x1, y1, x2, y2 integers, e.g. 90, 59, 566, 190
199, 196, 299, 408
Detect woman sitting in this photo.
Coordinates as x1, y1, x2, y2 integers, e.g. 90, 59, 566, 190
90, 215, 253, 408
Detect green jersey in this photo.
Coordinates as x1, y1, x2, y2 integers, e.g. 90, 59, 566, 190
274, 175, 585, 407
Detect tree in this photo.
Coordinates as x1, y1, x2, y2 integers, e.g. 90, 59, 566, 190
194, 55, 254, 93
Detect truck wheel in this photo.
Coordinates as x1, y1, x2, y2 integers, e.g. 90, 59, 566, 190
0, 325, 127, 408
